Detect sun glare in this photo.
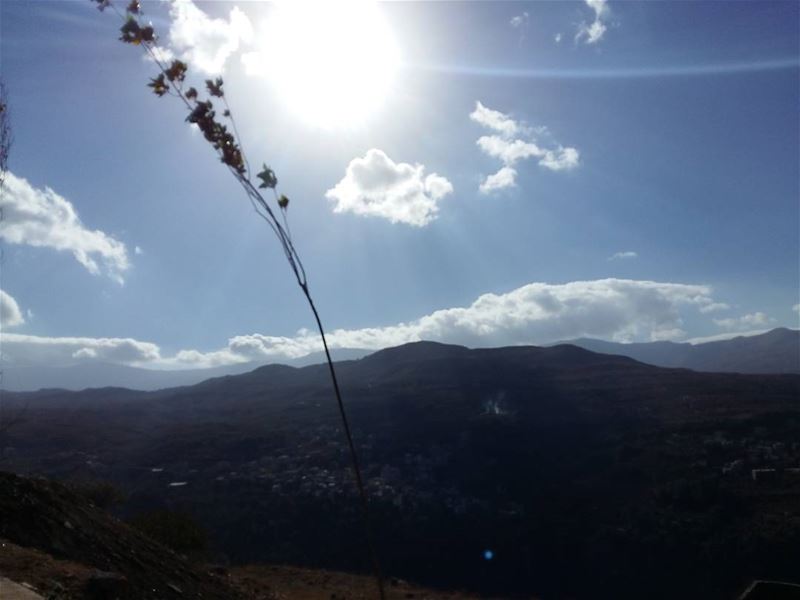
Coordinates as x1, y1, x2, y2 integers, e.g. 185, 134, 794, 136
248, 1, 401, 129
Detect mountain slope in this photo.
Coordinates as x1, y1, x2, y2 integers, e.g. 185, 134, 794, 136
3, 341, 799, 598
0, 348, 370, 393
0, 473, 478, 600
5, 328, 795, 393
0, 471, 245, 600
562, 327, 799, 374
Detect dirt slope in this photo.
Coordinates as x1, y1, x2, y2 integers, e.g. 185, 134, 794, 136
0, 471, 478, 599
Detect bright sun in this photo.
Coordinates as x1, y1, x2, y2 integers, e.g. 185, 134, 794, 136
249, 1, 401, 129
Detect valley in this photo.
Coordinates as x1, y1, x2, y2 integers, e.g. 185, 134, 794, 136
2, 342, 800, 597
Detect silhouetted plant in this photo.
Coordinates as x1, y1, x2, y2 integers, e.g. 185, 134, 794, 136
0, 81, 10, 186
0, 80, 25, 458
93, 2, 384, 596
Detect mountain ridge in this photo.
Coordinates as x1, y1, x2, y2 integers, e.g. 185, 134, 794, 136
2, 328, 796, 394
2, 338, 799, 598
560, 327, 799, 374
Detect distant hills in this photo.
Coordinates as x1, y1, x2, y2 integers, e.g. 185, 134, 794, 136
3, 340, 800, 598
1, 328, 796, 392
560, 327, 799, 375
0, 347, 370, 392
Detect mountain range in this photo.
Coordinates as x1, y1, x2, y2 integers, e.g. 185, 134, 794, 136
1, 328, 796, 392
561, 327, 799, 375
2, 339, 799, 598
0, 347, 369, 392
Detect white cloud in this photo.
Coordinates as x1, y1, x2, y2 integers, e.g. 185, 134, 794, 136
0, 290, 25, 328
73, 347, 97, 359
477, 136, 543, 164
147, 46, 175, 64
587, 0, 610, 20
0, 173, 130, 283
325, 149, 453, 227
509, 11, 530, 43
510, 12, 529, 29
134, 246, 144, 256
650, 328, 686, 342
213, 279, 717, 354
554, 33, 563, 44
479, 167, 518, 194
166, 347, 245, 369
609, 251, 637, 261
698, 302, 730, 314
471, 102, 579, 193
3, 333, 161, 366
470, 102, 519, 137
167, 0, 253, 75
539, 147, 580, 171
713, 312, 774, 330
577, 19, 607, 45
793, 303, 800, 313
218, 279, 720, 355
1, 279, 729, 369
576, 0, 610, 45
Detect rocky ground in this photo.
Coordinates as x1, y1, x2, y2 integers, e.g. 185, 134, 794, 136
0, 471, 479, 599
230, 564, 483, 599
0, 540, 479, 600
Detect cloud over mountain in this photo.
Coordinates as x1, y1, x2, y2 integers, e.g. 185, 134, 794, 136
2, 279, 735, 370
188, 278, 730, 358
714, 312, 774, 330
3, 333, 161, 366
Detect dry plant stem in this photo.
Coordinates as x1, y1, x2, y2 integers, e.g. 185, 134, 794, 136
304, 290, 386, 599
103, 3, 386, 597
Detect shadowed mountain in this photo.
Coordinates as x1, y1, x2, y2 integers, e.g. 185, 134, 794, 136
3, 341, 799, 598
6, 329, 795, 393
560, 327, 799, 374
0, 348, 370, 393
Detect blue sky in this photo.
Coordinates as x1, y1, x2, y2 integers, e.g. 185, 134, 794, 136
0, 0, 798, 371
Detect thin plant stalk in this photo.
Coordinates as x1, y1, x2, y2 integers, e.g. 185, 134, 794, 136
94, 1, 385, 596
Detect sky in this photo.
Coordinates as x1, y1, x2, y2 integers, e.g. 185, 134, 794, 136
0, 0, 798, 373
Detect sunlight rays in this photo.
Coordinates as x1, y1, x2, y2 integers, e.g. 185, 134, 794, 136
411, 56, 799, 80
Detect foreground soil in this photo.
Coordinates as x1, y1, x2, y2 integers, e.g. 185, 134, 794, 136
0, 539, 480, 600
230, 564, 482, 599
0, 471, 245, 599
0, 471, 480, 599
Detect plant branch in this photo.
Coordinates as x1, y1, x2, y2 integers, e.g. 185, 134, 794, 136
94, 1, 385, 596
